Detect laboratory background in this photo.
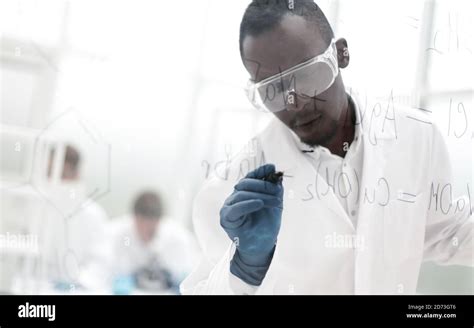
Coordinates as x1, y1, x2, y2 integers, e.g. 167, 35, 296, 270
0, 0, 472, 294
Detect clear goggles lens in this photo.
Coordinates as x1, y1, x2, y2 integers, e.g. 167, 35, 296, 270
246, 39, 338, 113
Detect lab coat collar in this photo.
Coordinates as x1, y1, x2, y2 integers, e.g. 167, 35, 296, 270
258, 87, 396, 232
259, 118, 357, 231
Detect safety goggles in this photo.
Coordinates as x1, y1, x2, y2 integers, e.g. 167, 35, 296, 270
245, 39, 338, 113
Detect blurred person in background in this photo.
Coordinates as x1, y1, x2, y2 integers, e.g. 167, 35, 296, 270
110, 191, 198, 294
41, 144, 109, 292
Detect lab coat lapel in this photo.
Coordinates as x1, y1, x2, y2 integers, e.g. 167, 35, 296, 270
259, 119, 354, 230
354, 97, 398, 294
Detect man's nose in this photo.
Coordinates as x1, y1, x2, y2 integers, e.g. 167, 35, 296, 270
286, 90, 312, 113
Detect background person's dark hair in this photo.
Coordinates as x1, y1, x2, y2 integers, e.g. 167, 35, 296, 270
64, 145, 81, 171
239, 0, 334, 57
133, 191, 163, 220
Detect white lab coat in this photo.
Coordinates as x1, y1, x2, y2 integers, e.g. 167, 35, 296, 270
41, 198, 109, 289
109, 215, 199, 283
181, 92, 473, 295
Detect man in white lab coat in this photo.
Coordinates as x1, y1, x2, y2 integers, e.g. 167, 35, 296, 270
110, 191, 198, 293
181, 0, 473, 294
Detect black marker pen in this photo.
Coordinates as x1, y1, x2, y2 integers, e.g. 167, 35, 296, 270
262, 171, 284, 184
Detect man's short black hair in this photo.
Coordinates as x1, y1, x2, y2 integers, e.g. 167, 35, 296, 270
239, 0, 334, 57
133, 191, 163, 220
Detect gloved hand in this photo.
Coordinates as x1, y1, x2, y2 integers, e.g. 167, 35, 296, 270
220, 164, 284, 286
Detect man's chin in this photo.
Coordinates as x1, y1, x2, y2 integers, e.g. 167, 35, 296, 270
299, 136, 320, 148
297, 129, 336, 148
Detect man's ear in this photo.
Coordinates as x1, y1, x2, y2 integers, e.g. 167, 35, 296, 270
336, 38, 349, 69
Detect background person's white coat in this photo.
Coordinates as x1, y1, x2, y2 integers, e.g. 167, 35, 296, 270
110, 215, 200, 284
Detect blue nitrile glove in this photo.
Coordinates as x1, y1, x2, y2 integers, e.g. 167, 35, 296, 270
220, 164, 284, 286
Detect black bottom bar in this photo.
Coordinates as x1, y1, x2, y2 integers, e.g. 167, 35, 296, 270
0, 295, 472, 327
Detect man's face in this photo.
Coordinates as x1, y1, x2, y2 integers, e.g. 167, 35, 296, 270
134, 216, 159, 244
242, 15, 348, 147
